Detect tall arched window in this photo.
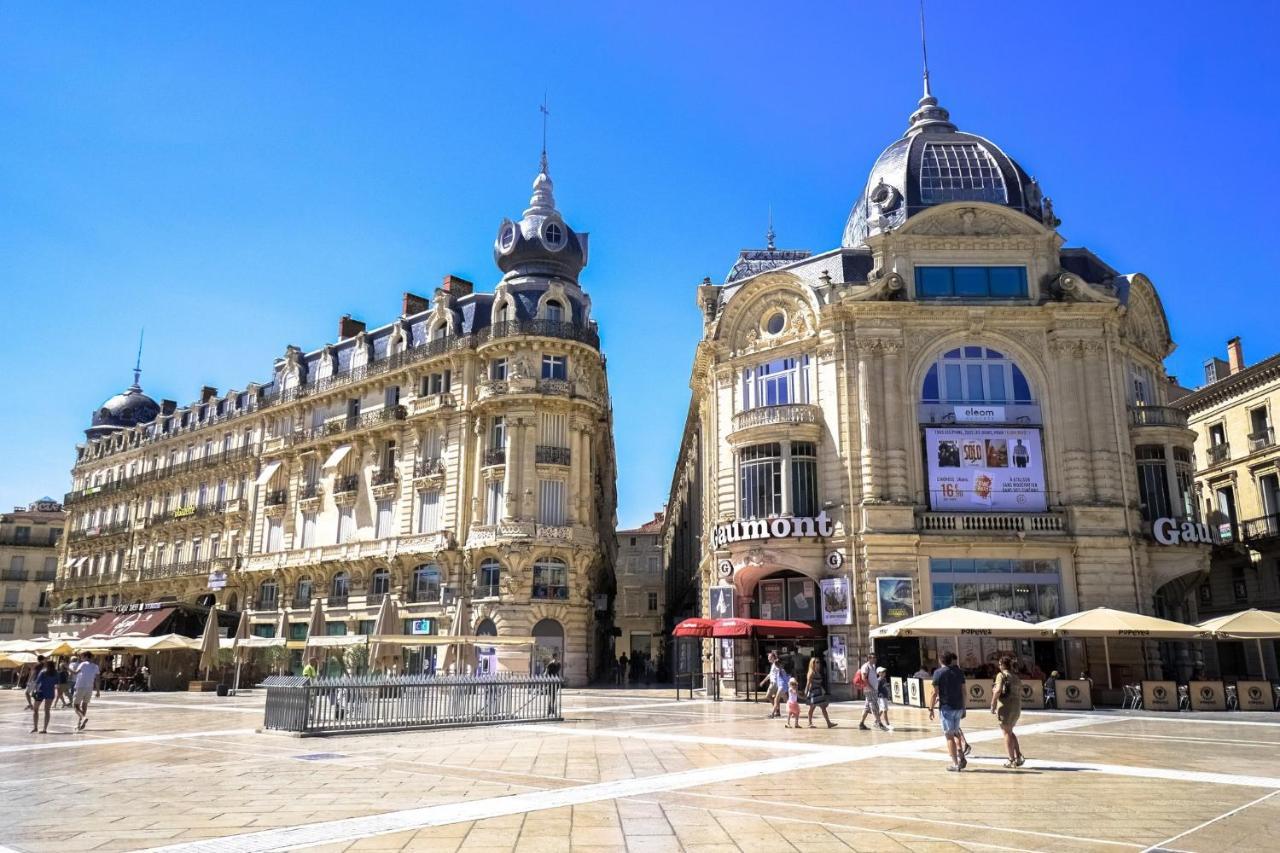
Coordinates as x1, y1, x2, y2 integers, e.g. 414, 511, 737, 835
330, 572, 350, 600
477, 558, 502, 598
532, 558, 568, 600
370, 568, 390, 597
921, 347, 1033, 405
412, 564, 441, 603
258, 579, 278, 609
295, 576, 312, 606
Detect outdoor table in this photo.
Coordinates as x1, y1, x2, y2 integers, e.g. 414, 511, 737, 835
1187, 680, 1226, 711
1234, 680, 1273, 711
1142, 680, 1179, 711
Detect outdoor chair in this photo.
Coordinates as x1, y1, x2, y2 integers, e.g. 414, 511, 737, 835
1225, 684, 1238, 711
1177, 684, 1191, 711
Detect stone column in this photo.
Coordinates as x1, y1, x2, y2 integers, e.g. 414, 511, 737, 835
856, 339, 884, 502
1084, 341, 1117, 503
522, 416, 538, 520
567, 425, 581, 525
502, 416, 518, 522
881, 340, 909, 503
580, 431, 593, 527
780, 441, 794, 516
1050, 338, 1091, 504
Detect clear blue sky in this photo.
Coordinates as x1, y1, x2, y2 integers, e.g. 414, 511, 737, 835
2, 2, 1278, 526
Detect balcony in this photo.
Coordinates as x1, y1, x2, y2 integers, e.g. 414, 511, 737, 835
1241, 513, 1280, 544
408, 586, 441, 604
137, 557, 233, 582
1208, 443, 1231, 466
69, 519, 132, 542
484, 447, 506, 467
414, 458, 445, 479
536, 445, 571, 466
532, 586, 569, 601
333, 475, 359, 495
0, 569, 28, 582
473, 583, 501, 599
372, 468, 399, 499
1127, 405, 1189, 429
0, 534, 61, 548
327, 595, 349, 608
265, 490, 289, 507
66, 444, 260, 506
916, 511, 1068, 534
478, 319, 600, 350
731, 404, 821, 441
1248, 428, 1276, 453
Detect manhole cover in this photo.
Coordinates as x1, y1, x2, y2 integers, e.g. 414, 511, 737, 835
293, 753, 347, 762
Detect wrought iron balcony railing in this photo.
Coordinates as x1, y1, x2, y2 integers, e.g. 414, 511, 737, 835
535, 445, 571, 466
1248, 428, 1276, 453
1127, 405, 1190, 429
483, 448, 506, 467
333, 475, 359, 495
1208, 443, 1231, 465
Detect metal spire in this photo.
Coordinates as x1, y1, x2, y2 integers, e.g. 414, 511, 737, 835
539, 93, 550, 175
130, 328, 144, 390
766, 205, 776, 250
919, 0, 932, 98
906, 0, 955, 134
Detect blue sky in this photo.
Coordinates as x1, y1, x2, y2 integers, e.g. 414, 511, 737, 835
2, 2, 1278, 526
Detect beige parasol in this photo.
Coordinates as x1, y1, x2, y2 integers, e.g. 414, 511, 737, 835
302, 598, 327, 672
1197, 609, 1280, 680
869, 607, 1044, 639
230, 609, 251, 695
1036, 607, 1205, 689
198, 606, 222, 681
367, 594, 402, 672
442, 593, 473, 674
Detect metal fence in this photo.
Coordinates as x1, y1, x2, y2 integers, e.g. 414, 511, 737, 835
262, 673, 563, 735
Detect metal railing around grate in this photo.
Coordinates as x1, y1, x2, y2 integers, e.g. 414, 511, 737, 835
261, 673, 563, 735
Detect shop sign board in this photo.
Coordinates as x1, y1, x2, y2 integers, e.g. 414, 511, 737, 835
1188, 680, 1226, 711
819, 577, 852, 626
206, 571, 227, 591
876, 577, 915, 623
758, 580, 784, 620
953, 405, 1006, 423
1058, 679, 1093, 710
1142, 680, 1179, 711
709, 586, 734, 619
720, 639, 734, 676
924, 426, 1047, 512
1236, 680, 1272, 711
964, 679, 990, 709
712, 512, 834, 547
409, 619, 433, 635
1151, 517, 1215, 546
890, 677, 905, 705
1018, 679, 1044, 710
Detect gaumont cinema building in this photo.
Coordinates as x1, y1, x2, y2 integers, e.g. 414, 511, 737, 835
662, 77, 1213, 694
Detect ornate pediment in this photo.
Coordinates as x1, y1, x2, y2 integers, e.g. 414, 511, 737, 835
902, 205, 1040, 238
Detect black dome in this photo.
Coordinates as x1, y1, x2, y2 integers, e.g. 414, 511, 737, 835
86, 381, 159, 439
493, 167, 587, 282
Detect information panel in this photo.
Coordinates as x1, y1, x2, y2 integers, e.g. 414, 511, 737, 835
924, 426, 1048, 512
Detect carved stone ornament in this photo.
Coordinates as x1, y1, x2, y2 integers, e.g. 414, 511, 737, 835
906, 206, 1039, 238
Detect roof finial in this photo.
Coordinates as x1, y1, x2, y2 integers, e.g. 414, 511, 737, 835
919, 0, 932, 98
131, 328, 144, 390
766, 205, 776, 250
539, 93, 550, 175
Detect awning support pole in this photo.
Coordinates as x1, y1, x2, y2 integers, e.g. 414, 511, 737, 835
1104, 637, 1112, 690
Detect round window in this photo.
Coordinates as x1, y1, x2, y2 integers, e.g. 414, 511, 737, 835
544, 222, 564, 247
499, 225, 516, 250
765, 312, 786, 335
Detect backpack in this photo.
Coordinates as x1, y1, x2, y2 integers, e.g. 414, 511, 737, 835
852, 666, 868, 689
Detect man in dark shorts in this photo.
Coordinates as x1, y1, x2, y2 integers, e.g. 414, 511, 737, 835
928, 651, 968, 772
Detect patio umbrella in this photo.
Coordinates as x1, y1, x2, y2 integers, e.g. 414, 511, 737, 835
230, 609, 251, 696
869, 607, 1044, 639
198, 606, 221, 681
303, 598, 327, 673
1036, 607, 1204, 689
671, 617, 715, 638
0, 652, 38, 667
1197, 609, 1280, 680
367, 594, 402, 673
442, 593, 473, 675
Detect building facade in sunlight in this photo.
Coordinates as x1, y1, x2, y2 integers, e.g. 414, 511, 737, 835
0, 498, 63, 640
53, 158, 617, 685
662, 80, 1211, 693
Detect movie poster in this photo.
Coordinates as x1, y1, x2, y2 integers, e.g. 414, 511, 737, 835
820, 577, 853, 626
828, 635, 848, 683
877, 577, 915, 623
924, 427, 1047, 512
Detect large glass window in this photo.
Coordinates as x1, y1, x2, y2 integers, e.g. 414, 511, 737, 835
412, 564, 440, 603
330, 572, 350, 599
1136, 445, 1173, 521
477, 558, 502, 598
485, 479, 504, 526
532, 558, 568, 600
295, 577, 312, 606
741, 356, 810, 410
916, 266, 1027, 299
740, 443, 783, 519
929, 558, 1061, 622
921, 347, 1033, 405
417, 490, 440, 534
918, 142, 1008, 205
542, 355, 567, 380
790, 441, 818, 518
370, 569, 390, 597
538, 479, 566, 526
258, 580, 278, 609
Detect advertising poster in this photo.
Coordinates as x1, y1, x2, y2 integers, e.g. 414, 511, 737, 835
788, 578, 817, 621
828, 635, 848, 683
819, 577, 853, 626
720, 639, 735, 676
957, 634, 983, 670
758, 580, 784, 620
876, 577, 915, 623
924, 426, 1048, 512
710, 586, 735, 618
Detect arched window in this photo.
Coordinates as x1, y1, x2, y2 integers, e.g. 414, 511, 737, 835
295, 576, 312, 606
331, 572, 350, 599
531, 618, 564, 676
532, 558, 567, 600
411, 564, 441, 603
258, 579, 279, 609
545, 299, 564, 322
921, 347, 1033, 405
370, 568, 390, 597
225, 592, 239, 612
477, 558, 502, 598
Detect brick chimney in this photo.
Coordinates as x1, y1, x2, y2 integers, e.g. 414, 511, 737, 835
402, 291, 429, 316
441, 275, 474, 297
200, 386, 218, 403
1228, 337, 1245, 374
338, 314, 366, 340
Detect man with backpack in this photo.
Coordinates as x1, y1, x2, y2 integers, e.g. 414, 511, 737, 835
855, 653, 887, 731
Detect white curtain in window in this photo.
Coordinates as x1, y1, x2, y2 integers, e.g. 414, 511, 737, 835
375, 499, 394, 538
301, 512, 316, 548
417, 490, 440, 534
485, 480, 504, 526
540, 413, 568, 447
266, 518, 283, 552
337, 506, 354, 543
538, 479, 565, 526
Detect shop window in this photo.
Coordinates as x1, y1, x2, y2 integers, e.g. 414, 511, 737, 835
790, 442, 818, 517
929, 557, 1061, 622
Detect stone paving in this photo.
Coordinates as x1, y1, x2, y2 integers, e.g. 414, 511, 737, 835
3, 687, 1279, 852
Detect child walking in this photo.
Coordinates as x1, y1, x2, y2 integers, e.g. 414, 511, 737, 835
784, 677, 802, 729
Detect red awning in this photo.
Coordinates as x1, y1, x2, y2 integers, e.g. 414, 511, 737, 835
711, 618, 823, 639
671, 617, 715, 638
78, 607, 177, 639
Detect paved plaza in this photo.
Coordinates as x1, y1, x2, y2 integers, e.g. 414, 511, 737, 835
3, 688, 1279, 853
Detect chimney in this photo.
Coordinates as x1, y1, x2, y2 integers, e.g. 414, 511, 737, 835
200, 386, 218, 403
1227, 337, 1245, 375
338, 314, 366, 340
402, 291, 429, 316
441, 275, 474, 297
160, 400, 177, 415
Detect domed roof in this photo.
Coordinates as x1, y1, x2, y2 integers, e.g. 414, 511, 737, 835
493, 155, 588, 282
842, 87, 1054, 248
86, 373, 159, 439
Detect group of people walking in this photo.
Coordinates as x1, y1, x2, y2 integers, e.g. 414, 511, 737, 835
928, 651, 1025, 771
20, 652, 101, 734
759, 651, 837, 729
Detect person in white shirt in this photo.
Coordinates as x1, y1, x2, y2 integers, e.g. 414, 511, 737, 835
858, 653, 888, 731
69, 652, 101, 731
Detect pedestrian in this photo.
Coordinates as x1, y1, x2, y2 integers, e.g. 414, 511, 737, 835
875, 666, 894, 731
56, 661, 72, 707
805, 657, 837, 729
991, 655, 1025, 768
760, 651, 784, 718
23, 655, 46, 710
545, 653, 562, 715
784, 677, 801, 729
302, 656, 319, 680
928, 650, 968, 772
1044, 670, 1058, 709
68, 652, 100, 732
30, 660, 58, 734
856, 653, 887, 731
618, 653, 629, 687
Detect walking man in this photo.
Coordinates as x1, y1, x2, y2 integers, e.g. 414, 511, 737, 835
69, 652, 101, 732
545, 653, 562, 715
991, 655, 1025, 768
928, 651, 968, 772
857, 653, 887, 731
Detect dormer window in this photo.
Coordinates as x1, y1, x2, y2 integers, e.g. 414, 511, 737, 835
544, 222, 564, 248
545, 300, 563, 322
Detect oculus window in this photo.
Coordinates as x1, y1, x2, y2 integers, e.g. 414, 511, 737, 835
916, 266, 1027, 299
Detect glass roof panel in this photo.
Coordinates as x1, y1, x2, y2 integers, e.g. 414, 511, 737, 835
919, 142, 1009, 205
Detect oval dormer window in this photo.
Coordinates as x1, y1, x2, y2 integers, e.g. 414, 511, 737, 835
544, 222, 564, 248
499, 224, 516, 251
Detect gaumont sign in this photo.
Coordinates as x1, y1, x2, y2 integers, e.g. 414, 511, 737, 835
1151, 517, 1214, 546
713, 512, 834, 548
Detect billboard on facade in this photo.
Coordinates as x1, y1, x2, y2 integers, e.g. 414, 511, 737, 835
819, 577, 852, 626
924, 426, 1047, 512
877, 577, 915, 623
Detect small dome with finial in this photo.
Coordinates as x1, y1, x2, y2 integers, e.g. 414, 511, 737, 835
86, 334, 160, 439
493, 153, 588, 282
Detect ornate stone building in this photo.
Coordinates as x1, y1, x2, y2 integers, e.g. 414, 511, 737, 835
614, 512, 665, 669
663, 79, 1210, 694
0, 498, 63, 640
53, 156, 617, 684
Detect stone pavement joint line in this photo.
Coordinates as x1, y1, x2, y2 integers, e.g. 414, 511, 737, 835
137, 714, 1114, 853
901, 750, 1280, 789
1141, 789, 1280, 853
0, 729, 256, 754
